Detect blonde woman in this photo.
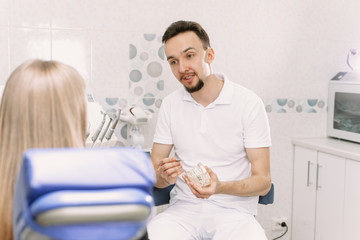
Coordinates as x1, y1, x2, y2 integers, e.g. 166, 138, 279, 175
0, 59, 87, 240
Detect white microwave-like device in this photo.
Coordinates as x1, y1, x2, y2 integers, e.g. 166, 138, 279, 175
327, 72, 360, 143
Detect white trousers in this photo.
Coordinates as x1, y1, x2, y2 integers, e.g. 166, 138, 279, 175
147, 200, 267, 240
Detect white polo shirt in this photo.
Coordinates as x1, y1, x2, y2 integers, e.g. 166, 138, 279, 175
153, 73, 271, 215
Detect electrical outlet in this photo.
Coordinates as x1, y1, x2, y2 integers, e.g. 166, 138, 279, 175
271, 216, 288, 231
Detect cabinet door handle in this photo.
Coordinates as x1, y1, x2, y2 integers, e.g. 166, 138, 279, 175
316, 164, 322, 189
307, 161, 313, 186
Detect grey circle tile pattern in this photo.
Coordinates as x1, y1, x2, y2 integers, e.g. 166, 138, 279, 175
277, 99, 287, 106
155, 99, 162, 108
105, 98, 119, 106
143, 93, 155, 106
129, 69, 142, 82
287, 100, 295, 108
307, 99, 318, 107
129, 44, 137, 59
121, 124, 127, 139
157, 80, 164, 91
140, 52, 149, 61
264, 98, 327, 114
317, 100, 325, 108
134, 86, 144, 96
147, 61, 162, 77
158, 46, 165, 60
144, 33, 156, 41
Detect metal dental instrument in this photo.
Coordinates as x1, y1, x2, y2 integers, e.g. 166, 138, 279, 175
105, 108, 121, 141
98, 115, 113, 143
86, 122, 91, 139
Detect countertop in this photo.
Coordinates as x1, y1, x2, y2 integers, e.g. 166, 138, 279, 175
292, 137, 360, 161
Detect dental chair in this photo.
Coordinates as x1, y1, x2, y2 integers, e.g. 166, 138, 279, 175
153, 183, 274, 206
13, 147, 156, 240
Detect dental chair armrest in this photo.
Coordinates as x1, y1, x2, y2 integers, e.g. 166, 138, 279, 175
31, 188, 152, 226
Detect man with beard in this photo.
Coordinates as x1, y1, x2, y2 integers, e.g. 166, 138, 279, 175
148, 20, 271, 240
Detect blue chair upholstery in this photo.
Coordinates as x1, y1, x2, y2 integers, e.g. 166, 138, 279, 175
259, 183, 274, 205
153, 183, 274, 206
13, 147, 155, 240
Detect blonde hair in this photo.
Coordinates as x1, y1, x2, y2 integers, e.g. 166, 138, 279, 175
0, 59, 87, 239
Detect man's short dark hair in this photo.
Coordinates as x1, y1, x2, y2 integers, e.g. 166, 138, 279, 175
162, 20, 211, 50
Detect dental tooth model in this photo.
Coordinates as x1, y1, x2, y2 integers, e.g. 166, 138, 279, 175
186, 163, 211, 187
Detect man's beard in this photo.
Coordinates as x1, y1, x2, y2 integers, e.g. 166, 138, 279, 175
185, 79, 204, 93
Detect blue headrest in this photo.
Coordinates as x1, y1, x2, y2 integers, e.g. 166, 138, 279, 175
13, 147, 156, 240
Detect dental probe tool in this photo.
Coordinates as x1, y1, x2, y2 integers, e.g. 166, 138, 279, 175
105, 108, 121, 141
91, 111, 106, 143
98, 114, 113, 143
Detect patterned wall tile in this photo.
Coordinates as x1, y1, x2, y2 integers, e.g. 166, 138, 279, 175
264, 98, 327, 113
127, 33, 169, 112
101, 33, 170, 143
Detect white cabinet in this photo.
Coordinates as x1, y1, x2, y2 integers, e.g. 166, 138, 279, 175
343, 160, 360, 239
292, 138, 360, 240
292, 147, 317, 240
314, 152, 345, 240
292, 146, 345, 240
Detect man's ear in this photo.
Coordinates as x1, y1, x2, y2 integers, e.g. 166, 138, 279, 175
206, 48, 215, 64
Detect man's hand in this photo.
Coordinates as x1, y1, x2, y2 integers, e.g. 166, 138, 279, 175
157, 156, 184, 185
183, 166, 220, 199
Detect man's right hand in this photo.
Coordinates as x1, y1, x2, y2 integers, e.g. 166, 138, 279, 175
157, 156, 184, 185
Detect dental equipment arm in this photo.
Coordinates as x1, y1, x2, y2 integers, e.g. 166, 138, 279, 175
98, 116, 113, 143
91, 112, 106, 143
105, 109, 121, 141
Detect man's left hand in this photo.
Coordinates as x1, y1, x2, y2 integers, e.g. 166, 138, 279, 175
183, 166, 220, 199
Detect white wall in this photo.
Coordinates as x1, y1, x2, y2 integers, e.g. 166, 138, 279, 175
1, 0, 360, 238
